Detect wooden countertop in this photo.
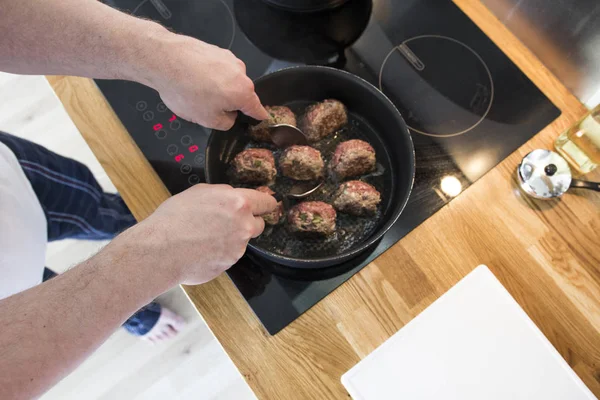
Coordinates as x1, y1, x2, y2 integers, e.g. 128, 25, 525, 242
48, 1, 600, 398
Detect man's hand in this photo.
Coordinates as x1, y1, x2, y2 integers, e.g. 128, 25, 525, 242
126, 184, 277, 285
147, 35, 269, 131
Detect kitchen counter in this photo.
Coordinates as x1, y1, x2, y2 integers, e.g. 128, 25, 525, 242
48, 1, 600, 398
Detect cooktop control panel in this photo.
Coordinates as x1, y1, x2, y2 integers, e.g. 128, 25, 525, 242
96, 80, 209, 194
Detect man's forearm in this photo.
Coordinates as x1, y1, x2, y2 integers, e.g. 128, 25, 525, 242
0, 0, 166, 85
1, 0, 268, 129
0, 225, 177, 399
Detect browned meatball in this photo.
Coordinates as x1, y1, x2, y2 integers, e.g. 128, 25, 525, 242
288, 201, 336, 235
279, 145, 325, 181
330, 139, 376, 179
333, 180, 381, 216
249, 106, 297, 142
231, 148, 277, 184
256, 186, 284, 225
300, 99, 348, 142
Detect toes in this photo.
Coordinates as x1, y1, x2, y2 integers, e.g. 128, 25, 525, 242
144, 335, 156, 345
162, 308, 187, 331
167, 325, 179, 336
139, 305, 187, 343
162, 327, 175, 339
170, 315, 187, 331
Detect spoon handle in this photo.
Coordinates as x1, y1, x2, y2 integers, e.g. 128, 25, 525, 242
570, 179, 600, 192
237, 113, 262, 126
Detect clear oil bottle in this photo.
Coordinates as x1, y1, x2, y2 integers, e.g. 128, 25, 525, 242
554, 104, 600, 174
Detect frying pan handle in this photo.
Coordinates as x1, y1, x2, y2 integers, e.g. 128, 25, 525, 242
570, 179, 600, 192
237, 113, 262, 126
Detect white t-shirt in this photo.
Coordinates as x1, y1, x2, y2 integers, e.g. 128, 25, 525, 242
0, 142, 47, 300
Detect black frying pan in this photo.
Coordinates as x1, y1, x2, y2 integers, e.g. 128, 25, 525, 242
205, 66, 415, 268
261, 0, 349, 13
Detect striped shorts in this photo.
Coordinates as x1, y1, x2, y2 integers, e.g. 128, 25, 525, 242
0, 131, 160, 336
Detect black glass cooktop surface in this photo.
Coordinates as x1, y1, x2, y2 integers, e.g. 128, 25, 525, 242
97, 0, 560, 334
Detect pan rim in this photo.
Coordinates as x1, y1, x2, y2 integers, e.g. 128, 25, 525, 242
261, 0, 349, 13
207, 65, 415, 267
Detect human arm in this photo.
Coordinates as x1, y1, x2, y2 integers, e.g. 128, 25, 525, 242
0, 0, 268, 129
0, 184, 276, 399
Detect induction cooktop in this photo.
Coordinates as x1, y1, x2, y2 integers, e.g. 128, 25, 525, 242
96, 0, 560, 334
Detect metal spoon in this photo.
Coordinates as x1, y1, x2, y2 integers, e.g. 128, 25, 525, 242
237, 113, 308, 148
237, 113, 322, 198
287, 181, 324, 199
517, 149, 600, 199
272, 181, 324, 204
269, 124, 309, 148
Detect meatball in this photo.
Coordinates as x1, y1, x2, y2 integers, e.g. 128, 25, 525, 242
256, 186, 284, 225
333, 180, 381, 216
249, 106, 297, 142
288, 201, 336, 235
231, 148, 277, 184
300, 99, 348, 142
279, 145, 325, 181
330, 139, 376, 179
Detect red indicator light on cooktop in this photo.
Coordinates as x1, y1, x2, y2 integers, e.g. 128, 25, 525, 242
153, 123, 163, 131
175, 154, 184, 162
189, 145, 199, 153
169, 114, 177, 122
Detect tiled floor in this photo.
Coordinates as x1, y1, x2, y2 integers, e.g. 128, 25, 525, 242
0, 72, 255, 400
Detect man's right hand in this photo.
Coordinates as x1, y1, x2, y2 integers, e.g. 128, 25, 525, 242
124, 184, 277, 285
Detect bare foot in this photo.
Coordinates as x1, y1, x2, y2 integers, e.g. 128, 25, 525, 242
143, 306, 186, 344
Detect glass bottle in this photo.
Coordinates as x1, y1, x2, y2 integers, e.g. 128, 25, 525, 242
554, 104, 600, 174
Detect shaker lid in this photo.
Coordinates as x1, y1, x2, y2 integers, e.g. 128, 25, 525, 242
518, 149, 572, 199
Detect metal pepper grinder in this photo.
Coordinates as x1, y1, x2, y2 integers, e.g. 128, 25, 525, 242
517, 149, 600, 199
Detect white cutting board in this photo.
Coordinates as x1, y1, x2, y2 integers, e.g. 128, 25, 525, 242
341, 265, 596, 400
